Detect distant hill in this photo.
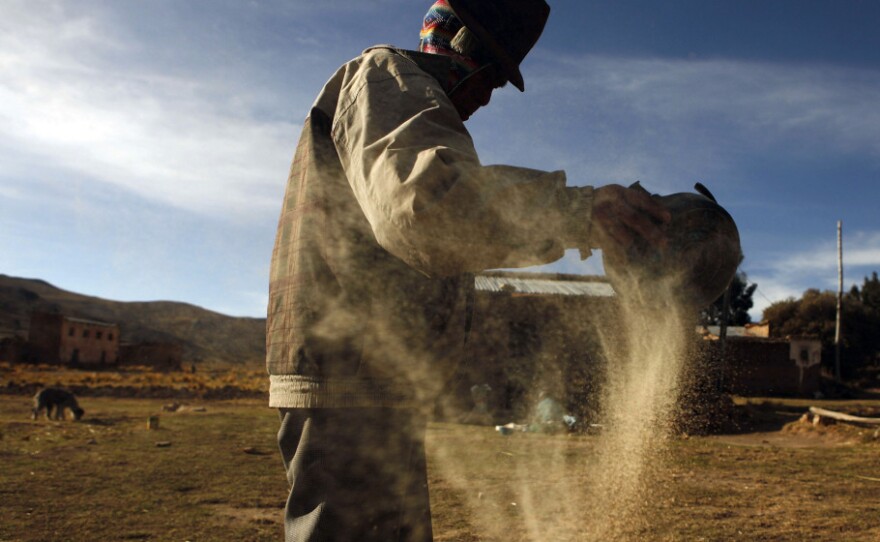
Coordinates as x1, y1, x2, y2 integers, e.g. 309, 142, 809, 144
0, 274, 265, 368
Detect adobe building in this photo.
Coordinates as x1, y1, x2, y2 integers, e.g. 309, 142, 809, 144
699, 325, 822, 397
447, 274, 824, 424
443, 272, 618, 423
28, 312, 120, 366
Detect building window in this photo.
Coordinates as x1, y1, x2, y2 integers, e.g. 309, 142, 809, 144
800, 348, 809, 362
68, 327, 75, 337
108, 333, 114, 341
96, 331, 103, 339
83, 330, 90, 338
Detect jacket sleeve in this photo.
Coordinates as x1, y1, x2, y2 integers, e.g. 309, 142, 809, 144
331, 51, 593, 277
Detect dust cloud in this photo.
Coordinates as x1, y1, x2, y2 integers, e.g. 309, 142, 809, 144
429, 274, 698, 542
581, 277, 693, 540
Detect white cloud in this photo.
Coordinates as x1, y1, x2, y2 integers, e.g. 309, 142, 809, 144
491, 52, 880, 193
747, 230, 880, 319
522, 249, 607, 277
747, 275, 805, 321
770, 231, 880, 274
584, 55, 879, 155
848, 245, 880, 269
0, 0, 298, 220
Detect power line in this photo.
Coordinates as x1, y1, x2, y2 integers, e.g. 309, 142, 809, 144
755, 287, 775, 305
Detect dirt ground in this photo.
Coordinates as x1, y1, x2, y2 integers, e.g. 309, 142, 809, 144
1, 393, 879, 541
427, 406, 880, 542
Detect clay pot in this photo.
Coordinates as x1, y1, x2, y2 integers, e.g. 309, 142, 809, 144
604, 183, 742, 310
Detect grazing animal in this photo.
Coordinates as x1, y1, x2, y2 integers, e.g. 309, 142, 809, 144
32, 388, 85, 421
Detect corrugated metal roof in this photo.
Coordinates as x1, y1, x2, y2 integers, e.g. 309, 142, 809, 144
475, 275, 615, 297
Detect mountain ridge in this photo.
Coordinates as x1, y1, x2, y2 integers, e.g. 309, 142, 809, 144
0, 274, 265, 368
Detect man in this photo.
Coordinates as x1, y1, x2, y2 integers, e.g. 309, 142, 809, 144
268, 1, 669, 540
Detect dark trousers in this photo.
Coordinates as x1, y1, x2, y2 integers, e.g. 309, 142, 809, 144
277, 408, 433, 542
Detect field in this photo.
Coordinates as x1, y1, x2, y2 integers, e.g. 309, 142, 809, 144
2, 386, 880, 542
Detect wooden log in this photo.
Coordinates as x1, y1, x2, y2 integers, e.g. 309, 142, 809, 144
808, 406, 880, 426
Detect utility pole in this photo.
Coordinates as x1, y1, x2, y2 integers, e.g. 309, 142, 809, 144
835, 220, 843, 382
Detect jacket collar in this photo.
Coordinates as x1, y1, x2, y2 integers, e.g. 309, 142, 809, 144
364, 45, 455, 94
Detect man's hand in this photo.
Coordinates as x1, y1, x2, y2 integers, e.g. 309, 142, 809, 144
590, 184, 671, 260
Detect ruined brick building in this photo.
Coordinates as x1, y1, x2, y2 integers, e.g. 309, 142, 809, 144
442, 272, 617, 423
0, 311, 187, 371
28, 312, 120, 366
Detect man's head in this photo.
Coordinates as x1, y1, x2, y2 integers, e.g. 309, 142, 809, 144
447, 63, 508, 121
419, 0, 550, 119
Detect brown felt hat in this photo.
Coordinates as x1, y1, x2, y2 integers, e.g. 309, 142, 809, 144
447, 0, 550, 91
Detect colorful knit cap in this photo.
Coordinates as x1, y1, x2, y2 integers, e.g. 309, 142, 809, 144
419, 0, 481, 86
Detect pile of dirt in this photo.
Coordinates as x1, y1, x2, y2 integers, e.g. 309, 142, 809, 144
782, 412, 880, 445
674, 388, 743, 435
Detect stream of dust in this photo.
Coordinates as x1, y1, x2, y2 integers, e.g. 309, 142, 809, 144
430, 274, 698, 541
524, 277, 694, 541
581, 287, 693, 540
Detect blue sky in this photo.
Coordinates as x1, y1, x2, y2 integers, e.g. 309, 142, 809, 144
2, 0, 879, 320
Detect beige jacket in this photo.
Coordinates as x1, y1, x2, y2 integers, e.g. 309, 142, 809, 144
267, 46, 594, 409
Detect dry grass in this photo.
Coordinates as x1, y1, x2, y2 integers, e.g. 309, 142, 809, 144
429, 421, 880, 541
1, 389, 879, 541
0, 395, 284, 542
1, 362, 268, 398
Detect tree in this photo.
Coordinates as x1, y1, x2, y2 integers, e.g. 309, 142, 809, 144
764, 289, 836, 343
847, 272, 880, 368
857, 271, 880, 313
763, 274, 880, 377
699, 272, 757, 326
